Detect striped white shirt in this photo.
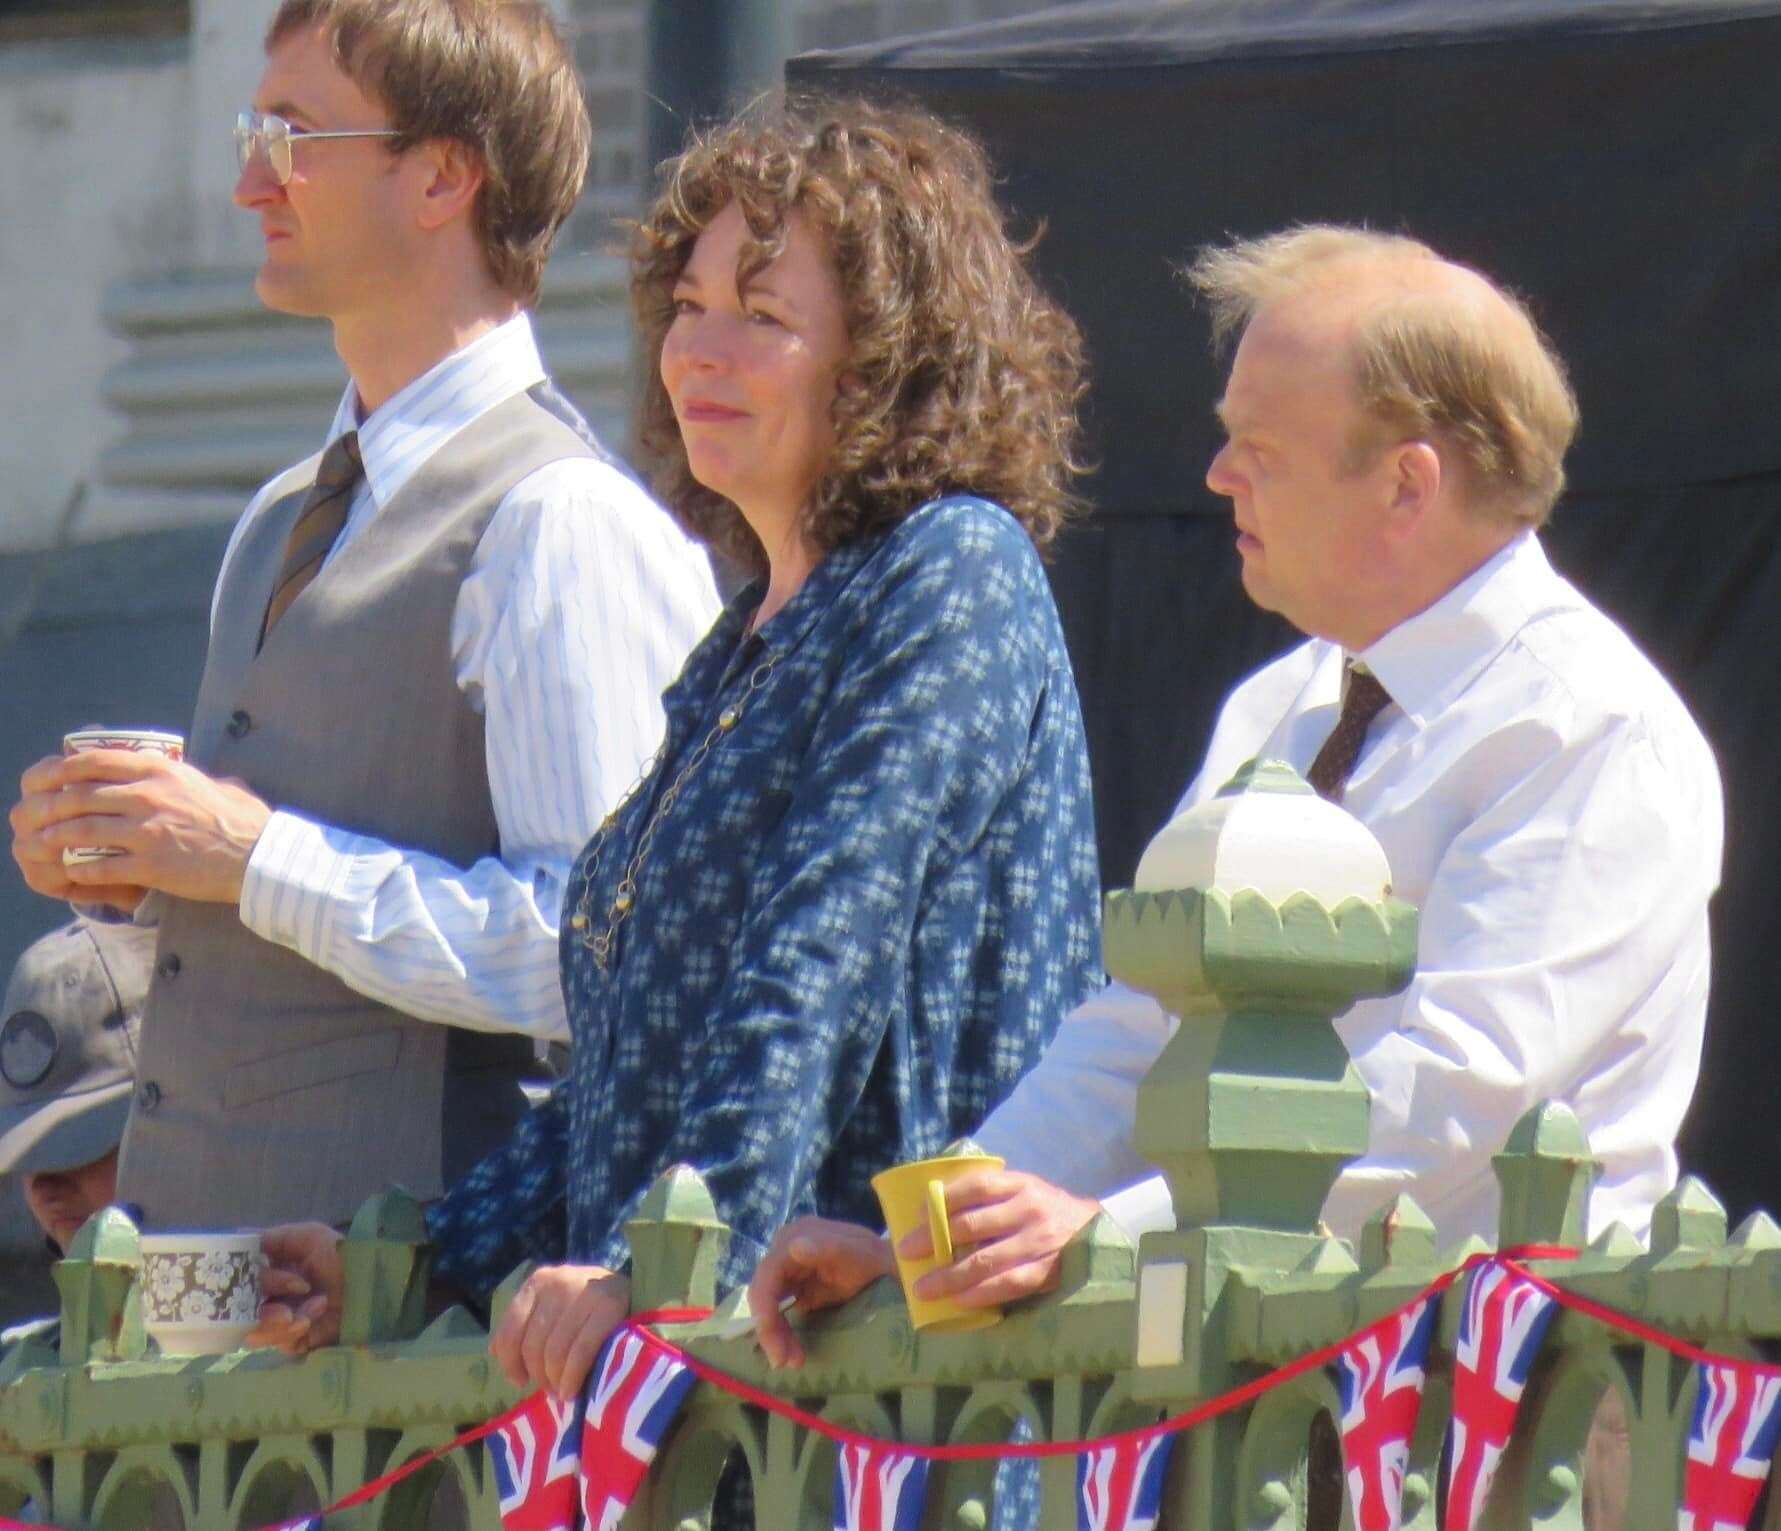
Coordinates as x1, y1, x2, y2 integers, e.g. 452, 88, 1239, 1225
227, 315, 720, 1043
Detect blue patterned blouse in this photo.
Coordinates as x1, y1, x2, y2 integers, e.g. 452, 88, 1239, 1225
428, 496, 1102, 1297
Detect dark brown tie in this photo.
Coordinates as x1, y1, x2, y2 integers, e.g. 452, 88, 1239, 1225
1307, 662, 1392, 803
258, 431, 363, 650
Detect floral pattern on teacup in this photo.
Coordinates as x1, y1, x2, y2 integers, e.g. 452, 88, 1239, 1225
147, 1259, 188, 1307
194, 1249, 238, 1291
139, 1246, 263, 1332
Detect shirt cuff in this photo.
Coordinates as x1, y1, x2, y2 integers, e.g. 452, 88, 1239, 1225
1098, 1175, 1176, 1243
239, 809, 355, 962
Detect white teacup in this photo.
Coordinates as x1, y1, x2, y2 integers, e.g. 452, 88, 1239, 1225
60, 728, 185, 866
138, 1231, 264, 1356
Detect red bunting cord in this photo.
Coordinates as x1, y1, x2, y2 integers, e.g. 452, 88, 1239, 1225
1497, 1258, 1781, 1378
622, 1245, 1580, 1462
8, 1245, 1780, 1530
0, 1404, 527, 1531
0, 1314, 717, 1531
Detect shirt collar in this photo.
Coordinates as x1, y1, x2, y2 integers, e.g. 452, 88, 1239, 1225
1355, 532, 1553, 728
714, 534, 881, 661
322, 312, 546, 510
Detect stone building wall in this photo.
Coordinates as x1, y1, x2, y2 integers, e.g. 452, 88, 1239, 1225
0, 34, 192, 557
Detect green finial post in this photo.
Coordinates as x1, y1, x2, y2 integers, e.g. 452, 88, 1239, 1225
1359, 1194, 1438, 1274
1493, 1102, 1598, 1250
1108, 760, 1417, 1411
53, 1207, 146, 1365
1053, 1213, 1136, 1299
490, 1261, 538, 1336
339, 1188, 432, 1346
1106, 759, 1416, 1232
625, 1165, 731, 1312
1649, 1176, 1728, 1258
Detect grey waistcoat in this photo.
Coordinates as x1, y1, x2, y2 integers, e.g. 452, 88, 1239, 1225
118, 388, 594, 1229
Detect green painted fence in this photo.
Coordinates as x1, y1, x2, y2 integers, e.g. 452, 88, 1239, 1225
3, 762, 1773, 1529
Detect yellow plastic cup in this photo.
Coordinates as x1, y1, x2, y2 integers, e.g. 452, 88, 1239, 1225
869, 1152, 1005, 1333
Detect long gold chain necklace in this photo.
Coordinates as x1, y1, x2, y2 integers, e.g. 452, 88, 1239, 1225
569, 649, 781, 973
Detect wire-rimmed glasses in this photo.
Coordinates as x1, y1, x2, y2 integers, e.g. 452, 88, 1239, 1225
234, 109, 400, 186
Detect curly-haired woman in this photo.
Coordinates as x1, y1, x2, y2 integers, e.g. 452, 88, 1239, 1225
253, 95, 1102, 1400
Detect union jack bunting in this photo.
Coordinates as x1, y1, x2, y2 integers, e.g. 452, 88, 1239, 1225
1076, 1433, 1175, 1531
1680, 1360, 1781, 1531
833, 1441, 930, 1531
1334, 1295, 1438, 1531
579, 1326, 698, 1530
488, 1389, 582, 1531
1444, 1263, 1559, 1531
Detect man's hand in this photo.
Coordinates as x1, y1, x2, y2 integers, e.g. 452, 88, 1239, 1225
748, 1217, 894, 1368
490, 1264, 630, 1400
11, 750, 271, 906
247, 1223, 344, 1354
10, 755, 146, 909
900, 1168, 1101, 1310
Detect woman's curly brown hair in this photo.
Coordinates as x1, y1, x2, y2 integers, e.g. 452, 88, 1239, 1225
631, 95, 1089, 571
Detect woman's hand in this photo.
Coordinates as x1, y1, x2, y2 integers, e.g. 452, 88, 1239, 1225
246, 1222, 344, 1353
490, 1264, 630, 1400
747, 1217, 894, 1368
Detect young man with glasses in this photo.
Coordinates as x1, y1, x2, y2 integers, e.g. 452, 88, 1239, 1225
8, 0, 719, 1233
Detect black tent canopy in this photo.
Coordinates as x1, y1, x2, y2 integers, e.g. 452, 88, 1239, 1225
789, 0, 1781, 1220
793, 0, 1777, 65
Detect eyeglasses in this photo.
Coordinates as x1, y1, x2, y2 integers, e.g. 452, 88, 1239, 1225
234, 109, 400, 187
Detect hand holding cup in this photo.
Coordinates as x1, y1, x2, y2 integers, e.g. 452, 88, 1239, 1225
6, 729, 182, 910
13, 730, 272, 907
870, 1151, 1009, 1333
889, 1165, 1103, 1315
59, 730, 185, 867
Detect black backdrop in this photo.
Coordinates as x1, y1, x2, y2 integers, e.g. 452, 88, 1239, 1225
790, 0, 1781, 1224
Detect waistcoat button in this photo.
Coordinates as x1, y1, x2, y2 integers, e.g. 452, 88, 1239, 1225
136, 1081, 162, 1112
226, 710, 253, 740
156, 953, 181, 980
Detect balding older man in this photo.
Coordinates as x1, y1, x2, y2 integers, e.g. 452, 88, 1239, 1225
747, 226, 1721, 1367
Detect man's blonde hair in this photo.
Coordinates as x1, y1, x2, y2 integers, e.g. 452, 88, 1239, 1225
1188, 225, 1579, 527
268, 0, 589, 305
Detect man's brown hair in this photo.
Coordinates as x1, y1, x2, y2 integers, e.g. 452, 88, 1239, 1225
267, 0, 590, 304
1189, 225, 1580, 527
630, 95, 1088, 571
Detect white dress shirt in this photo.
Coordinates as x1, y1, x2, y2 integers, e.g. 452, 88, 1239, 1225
979, 533, 1723, 1246
219, 316, 719, 1043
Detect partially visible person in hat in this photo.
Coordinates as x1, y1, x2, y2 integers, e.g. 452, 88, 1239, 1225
0, 918, 155, 1350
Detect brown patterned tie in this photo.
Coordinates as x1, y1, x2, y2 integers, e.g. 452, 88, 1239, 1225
1307, 662, 1393, 804
258, 431, 363, 651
